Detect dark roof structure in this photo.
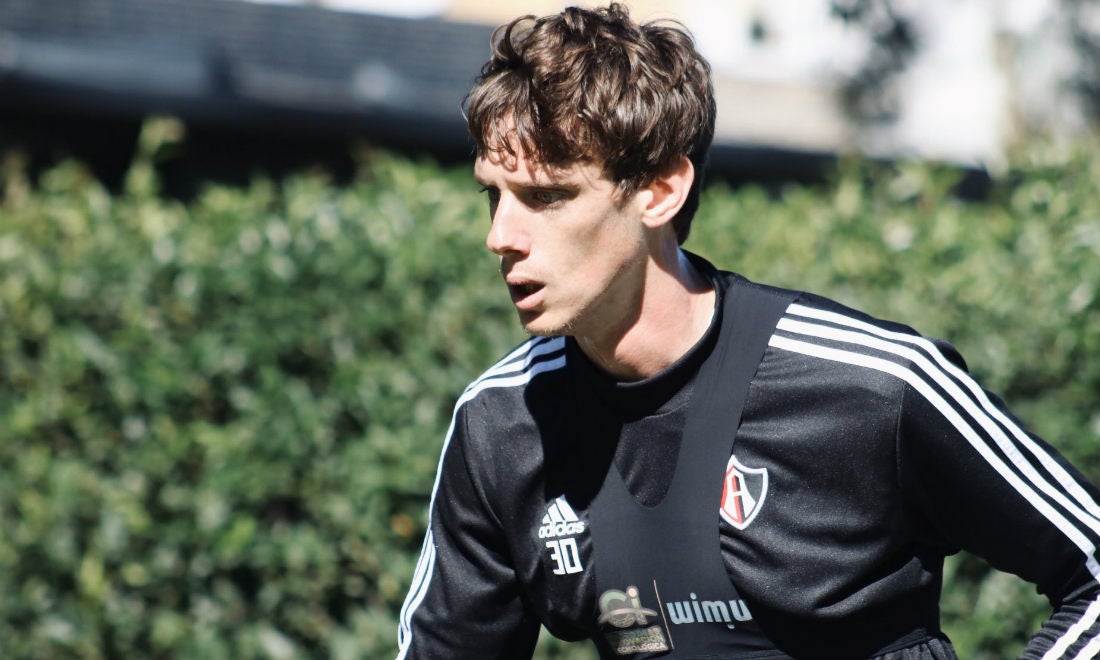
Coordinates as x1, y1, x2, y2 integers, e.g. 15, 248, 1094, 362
0, 0, 491, 139
0, 0, 845, 190
0, 0, 492, 179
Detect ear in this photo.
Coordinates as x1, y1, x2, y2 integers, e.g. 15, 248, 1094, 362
639, 157, 694, 230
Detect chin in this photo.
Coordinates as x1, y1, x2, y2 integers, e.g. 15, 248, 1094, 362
518, 310, 576, 338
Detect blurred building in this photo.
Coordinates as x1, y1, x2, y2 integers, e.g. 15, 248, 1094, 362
0, 0, 1094, 184
432, 0, 1095, 166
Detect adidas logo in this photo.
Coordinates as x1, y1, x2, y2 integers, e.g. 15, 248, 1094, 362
538, 495, 586, 539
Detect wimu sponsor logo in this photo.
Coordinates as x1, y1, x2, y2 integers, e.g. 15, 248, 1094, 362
665, 592, 753, 630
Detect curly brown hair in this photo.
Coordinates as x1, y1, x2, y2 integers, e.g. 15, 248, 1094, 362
464, 3, 716, 244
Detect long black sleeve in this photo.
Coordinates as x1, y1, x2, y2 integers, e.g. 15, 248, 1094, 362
395, 402, 540, 660
897, 341, 1100, 659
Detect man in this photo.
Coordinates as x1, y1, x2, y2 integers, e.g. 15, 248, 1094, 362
395, 4, 1100, 659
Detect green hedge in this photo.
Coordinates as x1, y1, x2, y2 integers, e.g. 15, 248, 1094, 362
1, 120, 1098, 659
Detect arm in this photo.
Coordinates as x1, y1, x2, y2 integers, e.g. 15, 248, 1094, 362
395, 403, 540, 660
896, 339, 1100, 659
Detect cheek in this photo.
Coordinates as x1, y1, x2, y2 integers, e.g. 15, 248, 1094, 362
573, 226, 644, 290
544, 203, 644, 277
594, 212, 646, 260
566, 225, 621, 266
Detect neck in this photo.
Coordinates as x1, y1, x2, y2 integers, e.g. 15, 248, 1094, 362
576, 249, 715, 381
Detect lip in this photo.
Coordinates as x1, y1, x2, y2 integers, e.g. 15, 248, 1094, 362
505, 279, 545, 311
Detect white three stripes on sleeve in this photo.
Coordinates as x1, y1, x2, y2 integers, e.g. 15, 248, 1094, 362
788, 305, 1100, 521
395, 337, 567, 660
1069, 630, 1100, 660
775, 315, 1100, 540
772, 303, 1100, 659
1042, 598, 1100, 660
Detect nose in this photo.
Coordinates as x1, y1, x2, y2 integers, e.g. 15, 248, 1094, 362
485, 195, 530, 256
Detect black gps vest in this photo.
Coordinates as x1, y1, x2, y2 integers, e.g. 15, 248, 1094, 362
588, 279, 795, 659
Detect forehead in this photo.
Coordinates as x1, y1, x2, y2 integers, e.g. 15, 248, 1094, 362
474, 149, 610, 189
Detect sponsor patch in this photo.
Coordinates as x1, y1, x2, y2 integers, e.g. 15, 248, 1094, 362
604, 625, 670, 655
597, 586, 669, 655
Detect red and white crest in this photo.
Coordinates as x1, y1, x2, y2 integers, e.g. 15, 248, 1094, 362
720, 455, 769, 530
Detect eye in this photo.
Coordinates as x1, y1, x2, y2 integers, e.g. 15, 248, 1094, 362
479, 186, 500, 220
530, 189, 564, 206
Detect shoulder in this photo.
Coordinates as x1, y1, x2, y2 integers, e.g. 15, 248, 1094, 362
696, 252, 969, 381
451, 335, 570, 435
459, 335, 568, 399
770, 291, 967, 375
752, 289, 971, 424
705, 260, 932, 373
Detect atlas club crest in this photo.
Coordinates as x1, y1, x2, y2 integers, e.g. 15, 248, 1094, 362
720, 455, 768, 530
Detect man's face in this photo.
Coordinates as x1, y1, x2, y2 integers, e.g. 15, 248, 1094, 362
474, 147, 650, 339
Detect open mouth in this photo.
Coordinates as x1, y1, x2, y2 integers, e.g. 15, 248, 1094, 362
508, 282, 544, 305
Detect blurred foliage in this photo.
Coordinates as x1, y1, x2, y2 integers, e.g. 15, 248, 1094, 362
1, 118, 1098, 658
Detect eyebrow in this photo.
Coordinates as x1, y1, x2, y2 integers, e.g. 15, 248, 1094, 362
476, 169, 581, 189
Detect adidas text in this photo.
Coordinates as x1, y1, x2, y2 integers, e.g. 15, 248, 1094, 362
539, 520, 586, 539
